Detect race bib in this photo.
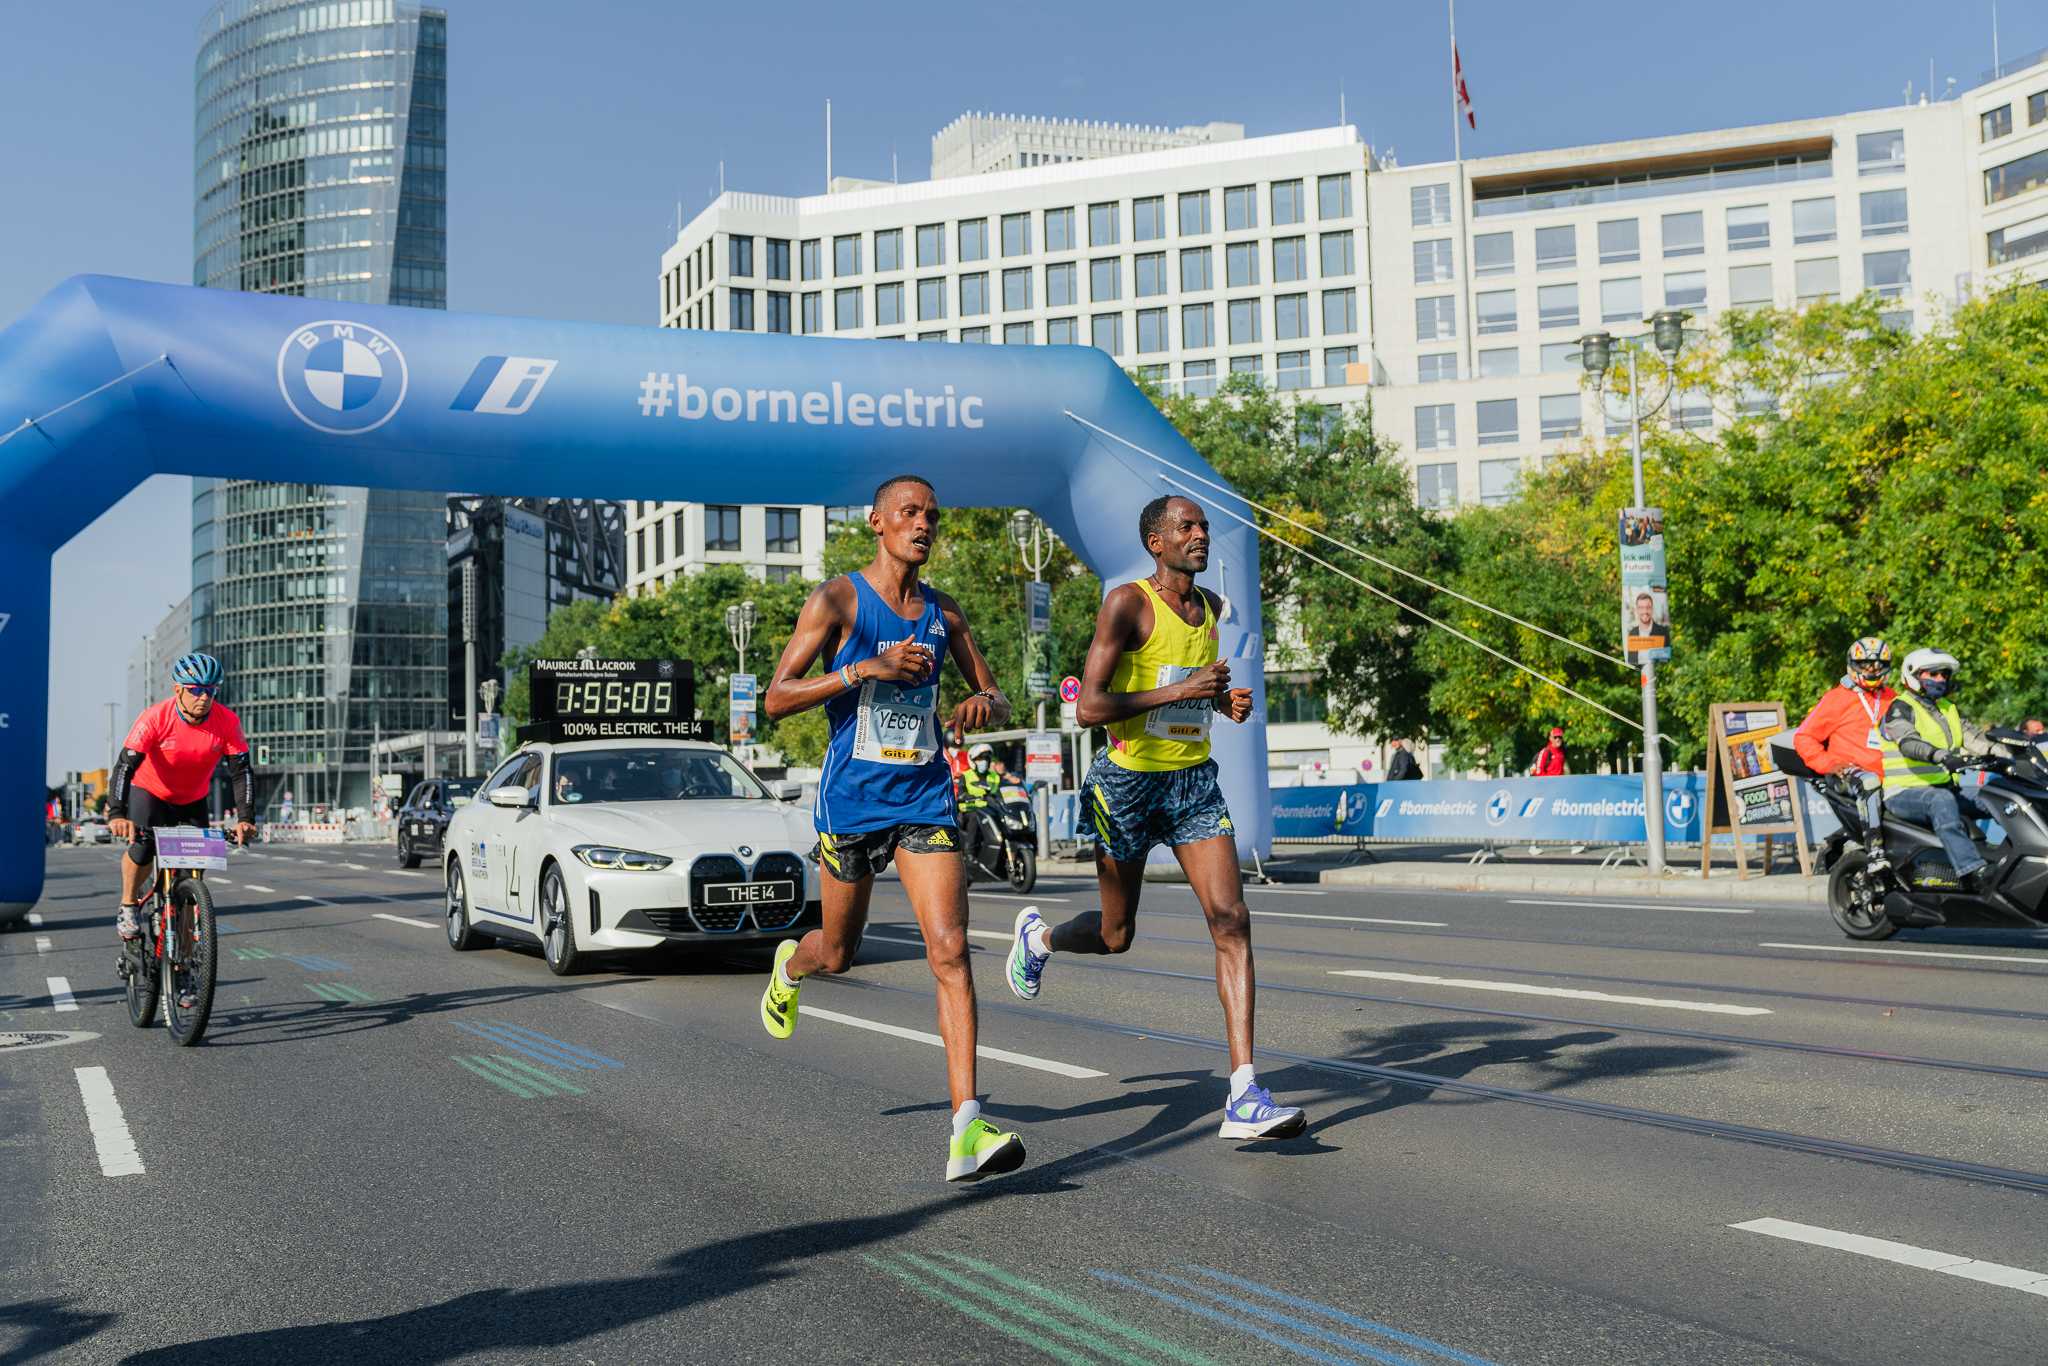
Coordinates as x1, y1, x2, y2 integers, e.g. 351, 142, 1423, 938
1145, 664, 1214, 742
852, 679, 940, 765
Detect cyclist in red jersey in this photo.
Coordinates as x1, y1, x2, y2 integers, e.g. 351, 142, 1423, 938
106, 653, 255, 941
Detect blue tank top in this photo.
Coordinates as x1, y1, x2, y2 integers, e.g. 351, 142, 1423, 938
816, 574, 957, 835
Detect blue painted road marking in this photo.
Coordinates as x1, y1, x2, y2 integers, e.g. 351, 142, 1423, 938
1181, 1267, 1498, 1366
452, 1020, 623, 1070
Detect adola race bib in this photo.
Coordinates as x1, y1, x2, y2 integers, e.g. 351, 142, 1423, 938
1145, 665, 1214, 742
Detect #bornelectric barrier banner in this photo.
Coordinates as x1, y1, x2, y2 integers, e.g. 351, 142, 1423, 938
1272, 774, 1708, 844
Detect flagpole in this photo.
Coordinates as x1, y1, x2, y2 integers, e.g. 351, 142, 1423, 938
1450, 0, 1473, 381
1449, 0, 1462, 164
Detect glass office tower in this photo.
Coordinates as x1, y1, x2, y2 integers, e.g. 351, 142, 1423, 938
192, 0, 449, 815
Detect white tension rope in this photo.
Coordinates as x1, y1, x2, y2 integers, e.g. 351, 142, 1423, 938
1064, 410, 1633, 672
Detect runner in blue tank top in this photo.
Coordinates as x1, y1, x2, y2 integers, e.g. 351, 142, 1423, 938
757, 473, 1026, 1183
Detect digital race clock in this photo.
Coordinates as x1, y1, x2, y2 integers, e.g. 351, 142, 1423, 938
524, 659, 709, 742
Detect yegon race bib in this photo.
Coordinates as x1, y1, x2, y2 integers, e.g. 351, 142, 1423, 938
852, 679, 940, 765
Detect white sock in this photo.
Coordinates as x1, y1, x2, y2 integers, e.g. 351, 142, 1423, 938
1025, 923, 1051, 956
1228, 1064, 1256, 1101
952, 1098, 981, 1136
775, 959, 798, 990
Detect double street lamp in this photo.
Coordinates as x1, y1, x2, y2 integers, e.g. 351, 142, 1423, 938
724, 600, 757, 675
1575, 309, 1692, 876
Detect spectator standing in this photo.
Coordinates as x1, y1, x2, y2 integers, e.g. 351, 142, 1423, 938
1530, 728, 1569, 777
1385, 739, 1422, 782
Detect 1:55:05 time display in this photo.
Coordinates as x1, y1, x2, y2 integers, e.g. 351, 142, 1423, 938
555, 679, 675, 717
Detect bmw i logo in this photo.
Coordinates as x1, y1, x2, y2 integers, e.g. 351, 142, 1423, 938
1665, 789, 1697, 828
277, 321, 409, 435
737, 845, 754, 859
1485, 789, 1513, 825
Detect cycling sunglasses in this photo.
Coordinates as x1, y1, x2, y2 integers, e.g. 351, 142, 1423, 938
180, 683, 220, 697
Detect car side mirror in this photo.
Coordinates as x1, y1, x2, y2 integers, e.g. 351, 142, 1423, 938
769, 781, 803, 802
488, 784, 533, 809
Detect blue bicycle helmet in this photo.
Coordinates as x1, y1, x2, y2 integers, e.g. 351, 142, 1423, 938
170, 652, 224, 688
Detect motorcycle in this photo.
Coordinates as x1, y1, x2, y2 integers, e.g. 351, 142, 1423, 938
960, 782, 1037, 893
1801, 728, 2048, 941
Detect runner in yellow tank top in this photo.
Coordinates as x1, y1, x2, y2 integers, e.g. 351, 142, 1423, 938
1004, 494, 1307, 1142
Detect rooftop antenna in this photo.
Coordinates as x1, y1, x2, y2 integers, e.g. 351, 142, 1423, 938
1339, 81, 1346, 128
718, 160, 725, 195
1993, 0, 2002, 78
825, 98, 833, 189
892, 144, 898, 182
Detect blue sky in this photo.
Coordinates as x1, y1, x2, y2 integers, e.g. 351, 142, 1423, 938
1, 0, 2021, 779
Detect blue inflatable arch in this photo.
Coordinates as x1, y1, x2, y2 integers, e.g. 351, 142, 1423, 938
0, 275, 1270, 913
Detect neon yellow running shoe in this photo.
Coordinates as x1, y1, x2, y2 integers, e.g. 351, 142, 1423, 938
946, 1117, 1025, 1183
760, 940, 801, 1040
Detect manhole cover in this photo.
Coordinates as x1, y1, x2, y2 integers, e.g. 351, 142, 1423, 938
0, 1031, 100, 1052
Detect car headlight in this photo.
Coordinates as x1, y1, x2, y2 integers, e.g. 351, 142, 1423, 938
573, 845, 673, 872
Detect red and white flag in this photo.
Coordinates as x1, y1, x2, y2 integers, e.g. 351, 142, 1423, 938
1454, 45, 1476, 130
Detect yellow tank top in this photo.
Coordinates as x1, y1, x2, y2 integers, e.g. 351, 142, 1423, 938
1107, 579, 1218, 772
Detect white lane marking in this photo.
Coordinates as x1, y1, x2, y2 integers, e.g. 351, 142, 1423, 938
47, 976, 77, 1012
35, 936, 52, 955
801, 1004, 1105, 1078
389, 870, 428, 878
1330, 969, 1772, 1016
1733, 1219, 2048, 1297
211, 878, 230, 885
1246, 887, 1327, 897
1254, 910, 1448, 928
1510, 898, 1754, 915
296, 895, 322, 903
28, 913, 43, 926
373, 912, 435, 929
971, 892, 1071, 904
340, 863, 368, 871
1760, 942, 2048, 967
873, 926, 1014, 946
74, 1066, 144, 1177
241, 884, 276, 894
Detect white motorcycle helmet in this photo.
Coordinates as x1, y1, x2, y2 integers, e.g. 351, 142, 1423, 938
968, 743, 994, 764
1901, 647, 1959, 697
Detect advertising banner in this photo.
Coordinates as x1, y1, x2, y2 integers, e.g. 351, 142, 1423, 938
1619, 507, 1672, 663
1270, 775, 1707, 845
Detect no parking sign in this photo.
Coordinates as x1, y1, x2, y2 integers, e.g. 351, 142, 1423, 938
1059, 676, 1081, 703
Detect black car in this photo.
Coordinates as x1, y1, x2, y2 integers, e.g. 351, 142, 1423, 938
396, 778, 480, 867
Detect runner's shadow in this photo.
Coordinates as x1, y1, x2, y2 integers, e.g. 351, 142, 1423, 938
0, 1296, 116, 1365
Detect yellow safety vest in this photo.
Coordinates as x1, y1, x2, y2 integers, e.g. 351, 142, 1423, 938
1107, 580, 1217, 773
959, 768, 998, 808
1880, 694, 1962, 791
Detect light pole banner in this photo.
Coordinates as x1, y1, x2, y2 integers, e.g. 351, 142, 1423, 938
1619, 506, 1671, 662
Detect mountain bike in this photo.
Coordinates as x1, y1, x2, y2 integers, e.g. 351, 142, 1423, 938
119, 827, 232, 1046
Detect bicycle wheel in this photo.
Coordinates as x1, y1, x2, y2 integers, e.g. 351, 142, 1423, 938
124, 912, 159, 1029
161, 877, 218, 1046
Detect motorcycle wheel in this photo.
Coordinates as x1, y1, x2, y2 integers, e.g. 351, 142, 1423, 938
1007, 843, 1037, 894
1827, 849, 1898, 941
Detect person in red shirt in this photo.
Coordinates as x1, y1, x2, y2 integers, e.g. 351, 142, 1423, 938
1794, 636, 1895, 866
106, 653, 255, 942
1530, 727, 1568, 777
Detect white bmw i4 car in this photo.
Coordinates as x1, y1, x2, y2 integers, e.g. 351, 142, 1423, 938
442, 739, 821, 973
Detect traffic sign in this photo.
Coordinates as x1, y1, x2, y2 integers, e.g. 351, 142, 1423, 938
1026, 580, 1052, 635
1059, 675, 1081, 703
1024, 731, 1062, 784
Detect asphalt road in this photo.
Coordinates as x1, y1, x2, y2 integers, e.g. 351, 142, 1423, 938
4, 841, 2045, 1364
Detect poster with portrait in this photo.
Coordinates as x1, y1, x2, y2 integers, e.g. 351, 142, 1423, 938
1618, 507, 1671, 662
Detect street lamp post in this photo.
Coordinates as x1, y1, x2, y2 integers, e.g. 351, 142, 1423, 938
1577, 310, 1691, 876
1010, 510, 1055, 858
724, 599, 756, 676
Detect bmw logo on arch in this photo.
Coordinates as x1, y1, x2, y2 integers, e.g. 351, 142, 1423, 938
276, 321, 409, 435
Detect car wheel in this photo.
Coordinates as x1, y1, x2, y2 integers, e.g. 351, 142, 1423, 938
541, 863, 583, 976
398, 836, 422, 869
446, 859, 482, 951
1827, 849, 1898, 941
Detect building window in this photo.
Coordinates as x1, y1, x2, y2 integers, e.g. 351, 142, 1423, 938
765, 507, 801, 554
1664, 270, 1707, 310
1179, 191, 1212, 236
1321, 288, 1357, 336
764, 565, 801, 585
1002, 212, 1032, 256
1985, 146, 2048, 205
1860, 189, 1908, 237
959, 273, 989, 316
1271, 236, 1307, 283
1795, 257, 1840, 305
1534, 224, 1576, 271
1880, 310, 1913, 334
728, 289, 756, 331
1417, 462, 1458, 511
1476, 289, 1517, 335
765, 291, 791, 333
1474, 231, 1513, 275
876, 282, 905, 326
1276, 350, 1310, 389
1004, 321, 1035, 344
1224, 184, 1258, 231
1089, 201, 1120, 247
1275, 293, 1310, 340
1477, 398, 1518, 446
706, 505, 741, 552
801, 291, 823, 334
1540, 341, 1577, 373
1091, 313, 1123, 355
1181, 247, 1214, 292
960, 326, 989, 343
1271, 179, 1304, 226
1418, 352, 1458, 383
1134, 195, 1165, 242
1182, 302, 1215, 349
1047, 317, 1078, 345
1662, 211, 1704, 257
2033, 90, 2048, 125
1003, 268, 1032, 311
1183, 359, 1217, 397
1227, 298, 1261, 343
1047, 262, 1078, 307
1411, 183, 1452, 227
1136, 308, 1168, 354
826, 504, 865, 528
1085, 257, 1119, 302
1863, 249, 1911, 299
1045, 207, 1076, 251
1416, 295, 1456, 341
1477, 347, 1517, 378
1324, 345, 1359, 386
1672, 393, 1713, 430
1729, 263, 1773, 310
1318, 173, 1353, 219
874, 229, 903, 272
801, 239, 822, 280
1479, 458, 1521, 505
766, 238, 791, 280
1598, 218, 1639, 264
959, 218, 989, 263
1226, 240, 1260, 287
1135, 363, 1169, 386
834, 234, 861, 277
1414, 238, 1454, 284
1135, 252, 1168, 297
1538, 283, 1578, 330
916, 224, 945, 267
1415, 403, 1456, 451
919, 331, 947, 342
1320, 230, 1355, 277
918, 277, 946, 320
1229, 355, 1264, 379
1857, 129, 1905, 176
1600, 276, 1642, 324
729, 236, 754, 278
1982, 104, 2013, 142
1793, 198, 1836, 244
1727, 204, 1769, 251
1540, 393, 1581, 440
834, 287, 862, 330
1989, 214, 2048, 266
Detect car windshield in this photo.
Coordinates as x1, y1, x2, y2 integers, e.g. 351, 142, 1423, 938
549, 748, 768, 805
444, 779, 480, 807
